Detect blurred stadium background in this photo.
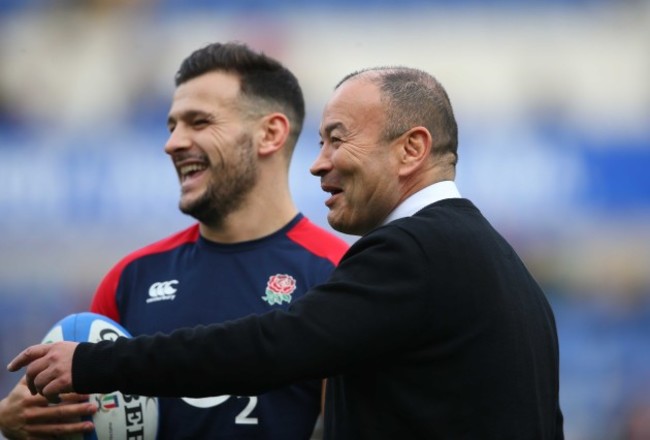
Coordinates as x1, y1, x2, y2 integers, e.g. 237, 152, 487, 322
0, 0, 649, 438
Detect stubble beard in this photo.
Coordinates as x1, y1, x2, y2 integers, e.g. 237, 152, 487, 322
179, 134, 257, 229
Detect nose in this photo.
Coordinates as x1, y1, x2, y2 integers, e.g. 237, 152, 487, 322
164, 125, 192, 155
310, 144, 332, 177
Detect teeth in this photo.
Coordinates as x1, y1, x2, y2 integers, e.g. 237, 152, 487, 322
180, 164, 206, 177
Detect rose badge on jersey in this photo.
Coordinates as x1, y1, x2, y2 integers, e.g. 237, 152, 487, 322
262, 274, 297, 305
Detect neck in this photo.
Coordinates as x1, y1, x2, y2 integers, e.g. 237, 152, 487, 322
399, 160, 456, 203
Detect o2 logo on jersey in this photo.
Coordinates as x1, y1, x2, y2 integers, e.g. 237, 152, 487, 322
182, 396, 258, 425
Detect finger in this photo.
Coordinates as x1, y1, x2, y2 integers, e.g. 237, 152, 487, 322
23, 393, 51, 407
24, 357, 53, 396
31, 367, 56, 399
27, 375, 38, 396
7, 344, 51, 372
59, 392, 91, 404
24, 419, 95, 436
42, 376, 74, 401
27, 401, 97, 424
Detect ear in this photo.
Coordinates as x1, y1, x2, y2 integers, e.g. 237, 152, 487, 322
256, 113, 290, 157
397, 126, 432, 177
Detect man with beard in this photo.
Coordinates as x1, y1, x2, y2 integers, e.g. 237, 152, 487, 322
0, 42, 348, 439
7, 65, 563, 439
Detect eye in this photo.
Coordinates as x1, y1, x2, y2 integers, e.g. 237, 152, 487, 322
319, 135, 343, 149
319, 137, 341, 148
193, 119, 209, 128
330, 136, 343, 147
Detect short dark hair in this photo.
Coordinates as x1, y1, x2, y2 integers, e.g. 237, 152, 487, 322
175, 42, 305, 149
337, 67, 458, 165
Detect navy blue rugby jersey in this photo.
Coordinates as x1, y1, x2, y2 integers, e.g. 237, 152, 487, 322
90, 214, 349, 440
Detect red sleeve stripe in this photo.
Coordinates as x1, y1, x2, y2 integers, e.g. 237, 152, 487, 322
89, 224, 201, 322
286, 217, 349, 266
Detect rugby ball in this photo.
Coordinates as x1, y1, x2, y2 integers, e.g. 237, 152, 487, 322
41, 312, 158, 440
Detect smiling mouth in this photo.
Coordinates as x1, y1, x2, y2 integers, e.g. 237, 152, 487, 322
324, 189, 343, 208
179, 163, 207, 182
321, 183, 342, 195
320, 183, 343, 207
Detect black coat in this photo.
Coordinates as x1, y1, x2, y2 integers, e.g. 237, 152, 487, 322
75, 198, 564, 439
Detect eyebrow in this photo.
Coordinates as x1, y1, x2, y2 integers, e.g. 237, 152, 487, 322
167, 109, 211, 127
320, 121, 346, 138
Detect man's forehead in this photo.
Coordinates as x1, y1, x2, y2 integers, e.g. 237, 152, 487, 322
320, 78, 382, 131
169, 72, 240, 115
330, 76, 382, 112
173, 71, 240, 102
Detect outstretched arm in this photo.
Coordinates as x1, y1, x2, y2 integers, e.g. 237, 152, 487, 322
7, 342, 78, 402
9, 230, 436, 400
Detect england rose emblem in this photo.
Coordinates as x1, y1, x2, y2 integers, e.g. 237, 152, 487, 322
262, 274, 297, 305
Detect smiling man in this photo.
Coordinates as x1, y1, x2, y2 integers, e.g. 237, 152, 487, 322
9, 66, 564, 440
0, 42, 348, 440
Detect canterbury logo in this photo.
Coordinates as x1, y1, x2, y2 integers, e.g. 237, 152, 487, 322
146, 280, 179, 303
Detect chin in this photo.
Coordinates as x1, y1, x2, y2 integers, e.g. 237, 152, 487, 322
179, 199, 192, 213
332, 213, 380, 236
179, 199, 201, 217
328, 217, 359, 236
179, 191, 202, 209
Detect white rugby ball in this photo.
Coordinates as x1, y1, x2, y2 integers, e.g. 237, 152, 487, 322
41, 312, 159, 440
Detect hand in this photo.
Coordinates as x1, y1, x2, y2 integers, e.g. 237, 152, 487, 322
7, 342, 79, 402
0, 377, 96, 440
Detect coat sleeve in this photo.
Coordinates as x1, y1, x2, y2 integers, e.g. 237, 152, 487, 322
72, 225, 442, 397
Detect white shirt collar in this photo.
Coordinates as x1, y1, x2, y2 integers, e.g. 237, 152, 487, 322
382, 181, 461, 225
